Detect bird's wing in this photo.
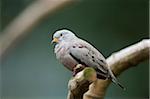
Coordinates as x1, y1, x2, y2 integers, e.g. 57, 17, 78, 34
69, 39, 108, 74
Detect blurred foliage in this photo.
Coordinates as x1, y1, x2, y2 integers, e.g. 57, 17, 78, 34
1, 0, 148, 99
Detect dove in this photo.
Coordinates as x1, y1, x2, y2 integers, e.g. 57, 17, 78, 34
52, 29, 125, 90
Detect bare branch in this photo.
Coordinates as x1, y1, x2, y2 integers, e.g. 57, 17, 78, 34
0, 0, 76, 59
68, 39, 150, 99
68, 66, 97, 99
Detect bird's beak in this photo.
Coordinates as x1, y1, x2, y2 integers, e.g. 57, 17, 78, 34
51, 38, 59, 44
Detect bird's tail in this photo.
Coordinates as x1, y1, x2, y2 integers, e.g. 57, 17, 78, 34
108, 66, 126, 90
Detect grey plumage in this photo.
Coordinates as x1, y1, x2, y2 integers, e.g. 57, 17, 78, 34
52, 29, 125, 90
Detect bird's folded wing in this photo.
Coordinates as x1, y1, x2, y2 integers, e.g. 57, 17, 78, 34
69, 41, 108, 74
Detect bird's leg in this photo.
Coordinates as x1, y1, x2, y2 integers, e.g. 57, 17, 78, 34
73, 64, 85, 76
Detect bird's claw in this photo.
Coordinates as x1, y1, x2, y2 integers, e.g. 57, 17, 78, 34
73, 64, 85, 76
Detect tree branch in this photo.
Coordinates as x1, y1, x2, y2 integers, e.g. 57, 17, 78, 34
0, 0, 76, 59
68, 39, 150, 99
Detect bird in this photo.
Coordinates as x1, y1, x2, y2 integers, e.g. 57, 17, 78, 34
51, 29, 125, 90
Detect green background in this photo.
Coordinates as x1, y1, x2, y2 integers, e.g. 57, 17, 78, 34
1, 0, 149, 99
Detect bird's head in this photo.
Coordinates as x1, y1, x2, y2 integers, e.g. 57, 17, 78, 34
51, 29, 76, 44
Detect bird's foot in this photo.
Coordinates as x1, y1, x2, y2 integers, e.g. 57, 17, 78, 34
73, 64, 85, 76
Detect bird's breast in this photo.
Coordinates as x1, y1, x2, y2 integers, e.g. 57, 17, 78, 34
55, 44, 77, 71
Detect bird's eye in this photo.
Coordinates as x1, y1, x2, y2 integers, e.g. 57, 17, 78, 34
60, 33, 63, 36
